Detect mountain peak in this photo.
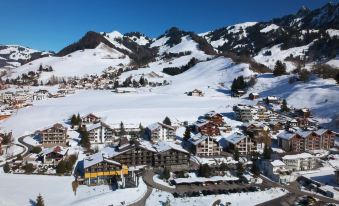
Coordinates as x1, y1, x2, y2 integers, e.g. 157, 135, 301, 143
297, 5, 311, 16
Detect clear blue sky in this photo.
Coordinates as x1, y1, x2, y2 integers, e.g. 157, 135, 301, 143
0, 0, 336, 52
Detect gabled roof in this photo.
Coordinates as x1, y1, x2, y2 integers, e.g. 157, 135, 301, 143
153, 141, 189, 154
40, 146, 68, 156
270, 160, 285, 167
225, 132, 247, 144
282, 153, 314, 160
314, 129, 329, 136
84, 153, 121, 168
189, 133, 209, 145
86, 121, 113, 132
204, 111, 222, 118
146, 122, 175, 131
81, 113, 101, 119
277, 131, 297, 140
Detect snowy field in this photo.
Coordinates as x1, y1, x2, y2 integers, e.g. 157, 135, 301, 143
2, 56, 339, 140
146, 187, 288, 206
0, 174, 147, 206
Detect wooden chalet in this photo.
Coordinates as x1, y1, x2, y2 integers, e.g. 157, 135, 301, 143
40, 123, 68, 147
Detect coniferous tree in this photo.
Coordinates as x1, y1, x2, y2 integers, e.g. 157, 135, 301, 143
36, 194, 45, 206
183, 127, 191, 141
263, 145, 272, 160
119, 121, 126, 137
236, 162, 245, 177
335, 72, 339, 84
281, 99, 290, 112
250, 160, 260, 177
233, 147, 240, 161
198, 164, 211, 178
3, 162, 10, 173
70, 114, 77, 128
273, 60, 286, 76
231, 75, 247, 92
299, 69, 310, 82
162, 167, 170, 180
79, 126, 91, 150
138, 123, 144, 138
76, 113, 81, 124
163, 116, 171, 126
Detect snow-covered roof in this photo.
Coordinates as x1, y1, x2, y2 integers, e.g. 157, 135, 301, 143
137, 140, 157, 153
146, 122, 175, 131
225, 132, 247, 144
84, 153, 121, 168
249, 92, 259, 96
282, 153, 314, 160
40, 146, 68, 156
267, 96, 279, 101
296, 130, 313, 138
153, 141, 189, 154
314, 129, 329, 136
270, 160, 286, 167
86, 122, 101, 131
189, 133, 210, 145
277, 131, 296, 140
204, 111, 221, 118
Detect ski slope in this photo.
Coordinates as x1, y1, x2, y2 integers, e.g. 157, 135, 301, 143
8, 43, 130, 83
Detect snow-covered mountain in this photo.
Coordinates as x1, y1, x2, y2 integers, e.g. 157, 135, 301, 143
4, 3, 339, 83
0, 45, 52, 70
202, 3, 339, 70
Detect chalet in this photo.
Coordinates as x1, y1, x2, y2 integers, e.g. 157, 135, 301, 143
1, 91, 14, 102
265, 96, 280, 104
233, 104, 253, 122
39, 146, 68, 166
243, 122, 271, 150
83, 153, 128, 185
153, 141, 190, 170
249, 92, 259, 100
187, 89, 204, 97
188, 134, 221, 157
111, 140, 190, 170
40, 123, 68, 147
114, 87, 137, 93
145, 122, 176, 142
87, 121, 115, 144
111, 140, 157, 167
253, 105, 271, 121
194, 120, 220, 136
314, 129, 335, 150
277, 131, 305, 153
277, 129, 335, 152
81, 113, 101, 124
265, 160, 293, 184
286, 119, 298, 128
203, 111, 224, 126
282, 153, 318, 171
298, 108, 311, 118
225, 132, 256, 155
33, 90, 50, 101
232, 89, 245, 97
268, 121, 284, 133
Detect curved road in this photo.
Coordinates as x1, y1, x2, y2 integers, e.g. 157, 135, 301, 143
0, 134, 33, 167
259, 175, 339, 205
17, 134, 35, 157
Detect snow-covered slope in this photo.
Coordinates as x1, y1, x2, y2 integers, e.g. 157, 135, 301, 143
8, 43, 129, 82
254, 42, 313, 71
0, 45, 52, 70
